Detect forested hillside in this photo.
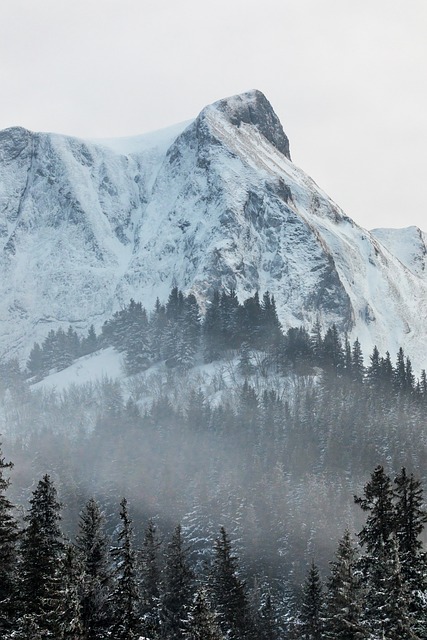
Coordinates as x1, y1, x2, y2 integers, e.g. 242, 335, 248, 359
1, 287, 427, 637
1, 449, 426, 638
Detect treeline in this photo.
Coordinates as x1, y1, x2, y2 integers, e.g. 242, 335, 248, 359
1, 449, 427, 639
23, 287, 427, 400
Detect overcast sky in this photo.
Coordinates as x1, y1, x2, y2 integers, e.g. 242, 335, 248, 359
1, 0, 426, 231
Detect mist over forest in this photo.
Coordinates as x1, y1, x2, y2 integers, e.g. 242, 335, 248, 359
1, 287, 427, 637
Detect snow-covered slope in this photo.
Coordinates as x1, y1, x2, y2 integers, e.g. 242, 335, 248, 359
1, 90, 426, 369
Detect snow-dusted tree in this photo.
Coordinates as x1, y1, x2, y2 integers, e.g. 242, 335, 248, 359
184, 588, 223, 640
299, 561, 325, 640
324, 530, 365, 639
59, 544, 84, 640
75, 497, 112, 639
394, 468, 427, 636
160, 524, 195, 639
140, 518, 162, 639
18, 474, 65, 637
354, 465, 395, 555
203, 291, 222, 362
111, 498, 140, 639
0, 444, 18, 633
210, 526, 252, 640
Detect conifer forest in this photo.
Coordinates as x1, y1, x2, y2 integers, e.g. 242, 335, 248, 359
1, 288, 427, 638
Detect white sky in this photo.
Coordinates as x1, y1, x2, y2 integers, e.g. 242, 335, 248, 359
1, 0, 426, 231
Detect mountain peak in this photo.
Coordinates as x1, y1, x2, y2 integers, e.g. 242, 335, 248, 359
208, 90, 291, 160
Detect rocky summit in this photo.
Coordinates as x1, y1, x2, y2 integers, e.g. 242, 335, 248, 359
0, 90, 426, 368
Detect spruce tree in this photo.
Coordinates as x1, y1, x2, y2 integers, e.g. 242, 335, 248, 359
75, 497, 112, 639
140, 518, 162, 639
160, 524, 195, 639
210, 526, 252, 640
0, 443, 18, 633
354, 465, 395, 555
111, 498, 140, 640
324, 530, 364, 639
394, 468, 427, 635
299, 561, 324, 640
184, 588, 222, 640
19, 474, 65, 637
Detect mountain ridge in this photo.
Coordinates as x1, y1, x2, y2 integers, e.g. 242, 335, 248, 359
0, 90, 426, 369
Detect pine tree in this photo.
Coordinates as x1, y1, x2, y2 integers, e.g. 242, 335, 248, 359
351, 338, 364, 383
140, 518, 162, 639
210, 526, 252, 640
394, 468, 427, 635
19, 474, 66, 637
366, 345, 381, 387
299, 561, 324, 640
184, 588, 222, 640
204, 291, 222, 362
220, 289, 240, 350
75, 497, 112, 639
60, 544, 84, 640
160, 524, 195, 639
0, 444, 18, 633
322, 325, 344, 376
111, 498, 140, 640
26, 342, 44, 377
324, 530, 364, 639
354, 465, 395, 555
394, 347, 406, 391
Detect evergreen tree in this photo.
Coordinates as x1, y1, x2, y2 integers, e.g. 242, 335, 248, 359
394, 468, 427, 634
184, 588, 223, 640
60, 544, 84, 640
366, 345, 381, 387
111, 498, 140, 640
354, 465, 395, 555
124, 301, 152, 374
299, 561, 324, 640
210, 526, 252, 640
324, 530, 364, 639
140, 518, 162, 639
0, 444, 18, 633
380, 350, 394, 386
322, 324, 344, 376
394, 347, 407, 391
351, 338, 364, 383
204, 291, 222, 362
81, 324, 98, 356
220, 289, 240, 350
310, 318, 323, 365
160, 524, 195, 639
261, 291, 282, 352
75, 498, 112, 639
26, 342, 44, 377
19, 474, 66, 637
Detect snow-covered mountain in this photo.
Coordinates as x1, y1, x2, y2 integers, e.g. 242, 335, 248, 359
1, 90, 426, 368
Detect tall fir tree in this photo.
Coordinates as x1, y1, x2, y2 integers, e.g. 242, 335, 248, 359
18, 474, 66, 638
210, 526, 252, 640
111, 498, 140, 640
324, 530, 365, 640
140, 518, 162, 639
299, 561, 325, 640
160, 524, 195, 639
0, 443, 18, 633
184, 588, 222, 640
75, 497, 113, 639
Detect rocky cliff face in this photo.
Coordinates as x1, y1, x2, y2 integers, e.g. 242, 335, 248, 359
1, 90, 426, 368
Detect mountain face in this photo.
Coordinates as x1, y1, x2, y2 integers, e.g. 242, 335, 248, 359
1, 90, 426, 368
